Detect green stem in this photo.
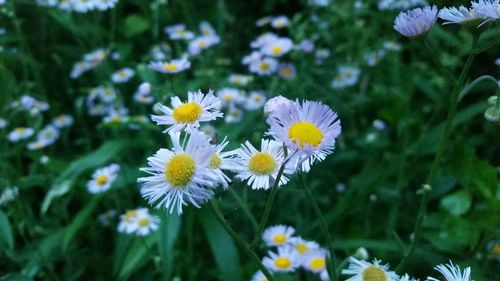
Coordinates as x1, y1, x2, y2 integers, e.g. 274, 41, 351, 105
396, 35, 479, 272
300, 174, 339, 281
229, 188, 259, 231
209, 200, 274, 281
249, 162, 286, 248
424, 41, 456, 84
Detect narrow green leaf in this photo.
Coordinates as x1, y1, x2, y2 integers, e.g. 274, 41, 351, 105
200, 210, 241, 281
41, 139, 129, 214
62, 196, 102, 252
157, 212, 181, 280
0, 210, 14, 250
117, 238, 152, 280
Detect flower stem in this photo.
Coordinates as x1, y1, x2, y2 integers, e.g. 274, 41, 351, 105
396, 34, 479, 272
209, 200, 274, 281
300, 173, 339, 281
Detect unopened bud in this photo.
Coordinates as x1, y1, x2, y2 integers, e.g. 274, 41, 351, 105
353, 247, 369, 260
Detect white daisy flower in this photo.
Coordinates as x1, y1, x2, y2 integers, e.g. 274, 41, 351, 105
278, 63, 296, 80
394, 5, 438, 37
245, 91, 267, 111
207, 138, 237, 189
27, 140, 48, 151
251, 271, 269, 281
232, 139, 291, 190
138, 82, 152, 95
199, 21, 216, 36
135, 212, 160, 236
320, 269, 331, 281
261, 37, 294, 57
87, 163, 120, 194
262, 245, 301, 273
251, 32, 279, 49
302, 248, 329, 273
263, 225, 295, 247
8, 127, 35, 142
37, 125, 60, 144
217, 87, 244, 107
342, 257, 399, 281
263, 95, 293, 117
138, 131, 219, 214
400, 274, 419, 281
266, 99, 341, 172
228, 74, 251, 86
94, 0, 118, 11
0, 187, 19, 207
52, 114, 74, 128
438, 3, 490, 26
149, 58, 191, 74
72, 0, 95, 13
167, 28, 195, 40
270, 15, 290, 29
188, 35, 220, 56
331, 66, 361, 89
0, 118, 8, 129
225, 107, 244, 124
134, 91, 154, 104
472, 0, 500, 20
290, 236, 320, 255
111, 67, 135, 83
242, 50, 263, 65
383, 41, 402, 51
98, 86, 118, 103
427, 261, 473, 281
151, 89, 222, 133
118, 208, 149, 234
249, 57, 278, 76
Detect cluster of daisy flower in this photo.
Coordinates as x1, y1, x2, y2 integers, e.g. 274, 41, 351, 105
10, 95, 49, 115
251, 224, 330, 280
149, 21, 220, 75
117, 208, 160, 236
138, 91, 341, 214
70, 48, 110, 79
87, 163, 120, 194
36, 0, 119, 13
394, 0, 500, 38
215, 84, 267, 124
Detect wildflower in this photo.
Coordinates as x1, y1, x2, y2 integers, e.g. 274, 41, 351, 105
94, 0, 119, 11
232, 139, 290, 190
383, 41, 402, 51
138, 131, 219, 214
0, 118, 8, 129
365, 50, 386, 66
302, 248, 329, 273
278, 63, 296, 80
199, 21, 216, 36
139, 82, 152, 95
217, 88, 244, 107
134, 91, 154, 104
472, 0, 500, 21
249, 57, 278, 75
400, 274, 419, 281
118, 208, 149, 234
52, 114, 74, 128
331, 66, 361, 89
111, 67, 135, 83
427, 261, 473, 281
151, 89, 222, 133
0, 187, 19, 206
438, 3, 489, 27
188, 35, 220, 56
291, 237, 320, 255
251, 33, 279, 49
164, 24, 195, 40
27, 140, 48, 150
342, 257, 399, 281
8, 127, 35, 142
87, 163, 120, 194
228, 74, 251, 86
266, 99, 341, 172
299, 39, 315, 53
245, 91, 267, 111
394, 5, 438, 37
270, 16, 290, 29
251, 271, 269, 281
486, 241, 500, 261
354, 247, 370, 260
242, 51, 263, 65
103, 110, 129, 124
263, 225, 295, 247
263, 95, 293, 117
37, 125, 60, 145
135, 212, 160, 236
225, 107, 244, 123
72, 0, 95, 13
149, 58, 191, 74
262, 245, 301, 272
261, 37, 294, 57
256, 16, 271, 27
207, 138, 236, 189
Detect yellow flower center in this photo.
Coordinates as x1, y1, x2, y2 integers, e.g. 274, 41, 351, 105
137, 217, 150, 227
274, 257, 291, 269
259, 63, 270, 70
165, 153, 196, 188
272, 234, 287, 244
271, 46, 283, 55
164, 63, 178, 72
224, 95, 233, 101
362, 266, 387, 281
248, 152, 277, 175
288, 121, 323, 147
16, 128, 26, 133
309, 257, 326, 271
295, 243, 309, 254
198, 41, 207, 48
208, 154, 222, 169
172, 103, 202, 124
492, 244, 500, 254
124, 210, 137, 222
280, 68, 293, 77
96, 175, 108, 186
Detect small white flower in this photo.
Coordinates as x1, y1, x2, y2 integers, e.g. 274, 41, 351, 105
200, 124, 216, 138
394, 5, 438, 37
118, 208, 149, 234
225, 107, 243, 123
270, 16, 290, 29
8, 127, 35, 142
427, 261, 473, 281
199, 21, 216, 36
37, 125, 60, 144
164, 24, 195, 40
207, 138, 237, 189
135, 212, 160, 236
94, 0, 118, 11
277, 63, 296, 80
302, 248, 329, 273
228, 74, 251, 86
249, 57, 278, 76
251, 271, 269, 281
217, 87, 244, 107
263, 225, 295, 247
188, 35, 220, 56
262, 245, 301, 272
251, 33, 279, 49
264, 95, 293, 117
87, 163, 120, 194
149, 58, 191, 74
0, 118, 8, 129
52, 114, 74, 128
331, 66, 361, 89
290, 237, 320, 255
245, 91, 267, 111
342, 257, 399, 281
111, 67, 135, 83
151, 89, 222, 133
261, 37, 294, 57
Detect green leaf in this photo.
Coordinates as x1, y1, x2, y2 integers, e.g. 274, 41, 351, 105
41, 139, 129, 214
440, 190, 472, 216
0, 210, 14, 250
62, 195, 101, 253
117, 238, 152, 280
157, 212, 181, 280
122, 15, 151, 38
200, 210, 241, 281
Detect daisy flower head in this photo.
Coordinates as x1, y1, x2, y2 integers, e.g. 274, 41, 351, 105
207, 137, 238, 189
242, 51, 263, 65
342, 257, 399, 281
261, 37, 294, 57
331, 66, 361, 89
249, 57, 278, 76
134, 211, 160, 236
486, 240, 500, 260
427, 260, 473, 281
233, 139, 291, 190
8, 127, 35, 142
27, 140, 48, 151
262, 245, 301, 273
472, 0, 500, 20
225, 107, 244, 124
263, 225, 295, 247
266, 99, 341, 172
217, 87, 244, 107
228, 74, 251, 86
37, 125, 60, 145
438, 2, 492, 28
264, 95, 293, 117
251, 271, 270, 281
52, 114, 74, 128
245, 91, 267, 111
399, 274, 419, 281
149, 57, 191, 74
188, 35, 220, 56
118, 208, 149, 234
251, 32, 279, 49
394, 5, 438, 37
199, 21, 216, 36
270, 15, 290, 29
290, 236, 320, 255
87, 163, 120, 194
0, 118, 8, 129
111, 67, 135, 83
138, 131, 219, 214
302, 248, 329, 273
164, 24, 195, 40
278, 63, 297, 80
151, 89, 222, 133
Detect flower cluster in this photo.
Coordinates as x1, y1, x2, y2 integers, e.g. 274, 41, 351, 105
36, 0, 119, 13
70, 48, 110, 79
117, 208, 160, 236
